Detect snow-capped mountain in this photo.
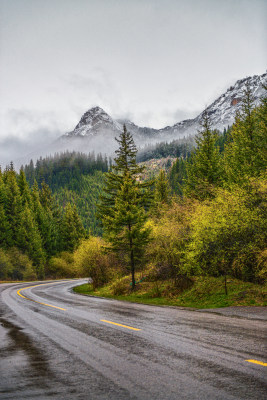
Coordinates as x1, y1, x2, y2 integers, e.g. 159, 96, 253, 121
193, 72, 266, 131
62, 72, 266, 147
64, 106, 123, 138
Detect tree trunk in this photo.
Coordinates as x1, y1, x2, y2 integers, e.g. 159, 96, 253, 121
131, 248, 135, 290
224, 274, 228, 296
128, 224, 135, 290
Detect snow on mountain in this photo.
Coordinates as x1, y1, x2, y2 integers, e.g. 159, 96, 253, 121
62, 72, 266, 148
64, 106, 123, 137
157, 72, 266, 139
194, 72, 266, 132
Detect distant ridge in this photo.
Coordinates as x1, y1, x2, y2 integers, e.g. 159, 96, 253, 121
14, 71, 267, 168
62, 72, 266, 145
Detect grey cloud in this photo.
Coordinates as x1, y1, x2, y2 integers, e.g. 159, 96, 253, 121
0, 109, 64, 168
0, 127, 62, 169
2, 109, 64, 140
65, 69, 123, 116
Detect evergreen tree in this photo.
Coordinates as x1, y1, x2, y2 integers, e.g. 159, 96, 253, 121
98, 126, 152, 289
61, 203, 86, 252
169, 157, 188, 195
3, 167, 22, 245
26, 159, 35, 186
39, 181, 53, 209
18, 168, 32, 206
17, 205, 45, 278
38, 181, 63, 257
184, 111, 222, 199
0, 169, 7, 208
0, 204, 13, 248
224, 83, 267, 184
154, 169, 170, 204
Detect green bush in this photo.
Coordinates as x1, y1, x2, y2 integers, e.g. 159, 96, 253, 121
0, 247, 36, 281
47, 252, 75, 278
74, 237, 118, 288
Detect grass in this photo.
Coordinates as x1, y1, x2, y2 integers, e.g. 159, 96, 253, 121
73, 275, 267, 309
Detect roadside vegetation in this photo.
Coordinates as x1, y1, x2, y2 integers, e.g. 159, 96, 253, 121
0, 84, 266, 310
73, 275, 266, 308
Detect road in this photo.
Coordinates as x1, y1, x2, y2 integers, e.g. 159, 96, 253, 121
0, 279, 266, 399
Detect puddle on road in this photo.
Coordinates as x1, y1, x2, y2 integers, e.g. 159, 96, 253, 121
0, 317, 56, 398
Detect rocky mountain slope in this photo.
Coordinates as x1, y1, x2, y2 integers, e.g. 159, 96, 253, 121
62, 72, 266, 147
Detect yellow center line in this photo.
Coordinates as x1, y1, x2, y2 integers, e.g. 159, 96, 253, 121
17, 283, 66, 311
101, 319, 141, 331
246, 359, 267, 367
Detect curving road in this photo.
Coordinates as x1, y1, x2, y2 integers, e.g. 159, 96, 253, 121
0, 279, 266, 399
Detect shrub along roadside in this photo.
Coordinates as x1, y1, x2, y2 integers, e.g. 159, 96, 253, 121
73, 275, 267, 309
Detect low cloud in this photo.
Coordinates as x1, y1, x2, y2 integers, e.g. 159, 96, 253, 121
0, 128, 63, 169
65, 69, 124, 118
115, 106, 201, 129
0, 109, 66, 168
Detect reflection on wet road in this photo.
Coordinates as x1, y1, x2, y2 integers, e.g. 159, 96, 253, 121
0, 280, 266, 399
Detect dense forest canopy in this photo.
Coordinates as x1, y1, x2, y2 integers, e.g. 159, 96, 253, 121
23, 151, 108, 234
24, 151, 109, 190
0, 164, 85, 280
136, 138, 194, 162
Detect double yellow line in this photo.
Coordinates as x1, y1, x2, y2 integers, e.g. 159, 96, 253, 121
246, 359, 267, 367
17, 283, 66, 311
16, 282, 140, 331
101, 319, 141, 331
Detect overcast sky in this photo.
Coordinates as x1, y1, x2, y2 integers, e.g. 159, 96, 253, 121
0, 0, 266, 164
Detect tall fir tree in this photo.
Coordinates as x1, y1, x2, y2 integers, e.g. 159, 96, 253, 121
18, 168, 32, 206
38, 181, 62, 257
3, 166, 22, 246
17, 205, 45, 278
224, 83, 267, 184
61, 203, 86, 252
98, 125, 152, 289
184, 111, 222, 199
169, 156, 187, 195
154, 169, 171, 205
0, 204, 13, 248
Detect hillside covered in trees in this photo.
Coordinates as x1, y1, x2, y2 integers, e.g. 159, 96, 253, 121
0, 165, 86, 280
24, 151, 108, 234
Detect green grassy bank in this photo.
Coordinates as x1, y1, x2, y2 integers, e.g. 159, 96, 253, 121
73, 275, 267, 309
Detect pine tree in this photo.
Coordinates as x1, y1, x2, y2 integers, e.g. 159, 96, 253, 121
98, 125, 152, 289
0, 204, 13, 248
184, 111, 222, 199
224, 83, 267, 184
0, 169, 7, 208
18, 168, 32, 206
38, 181, 63, 257
39, 181, 53, 209
154, 169, 170, 204
3, 168, 22, 245
17, 205, 45, 278
169, 157, 187, 195
61, 203, 86, 252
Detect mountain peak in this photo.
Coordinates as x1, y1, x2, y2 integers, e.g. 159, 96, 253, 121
65, 106, 122, 138
75, 106, 111, 130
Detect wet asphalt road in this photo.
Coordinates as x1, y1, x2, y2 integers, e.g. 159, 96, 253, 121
0, 280, 266, 400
